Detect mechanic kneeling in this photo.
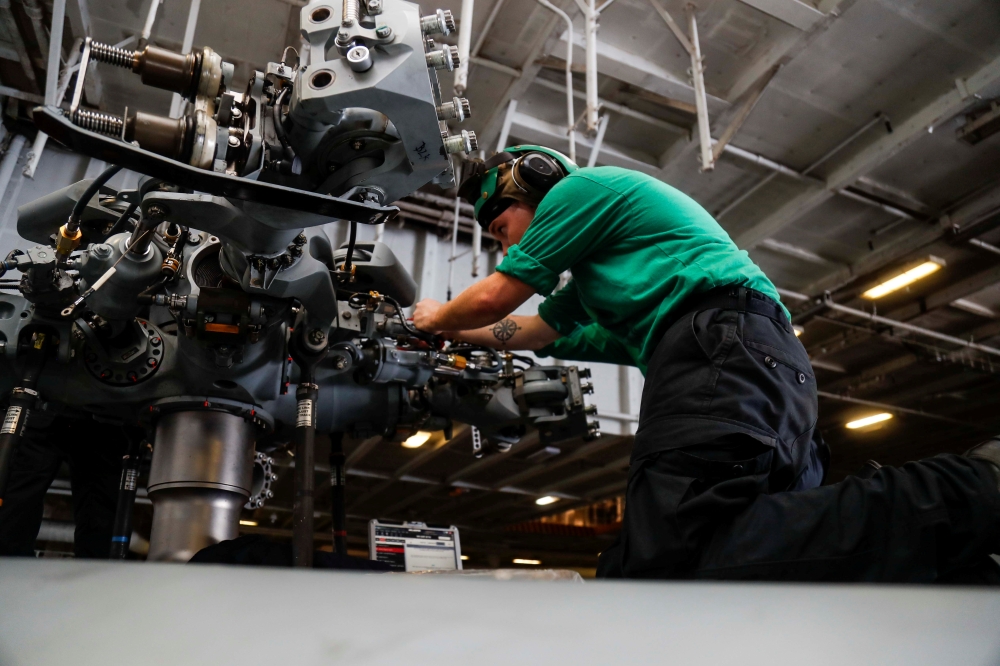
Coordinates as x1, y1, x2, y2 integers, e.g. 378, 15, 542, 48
413, 145, 1000, 582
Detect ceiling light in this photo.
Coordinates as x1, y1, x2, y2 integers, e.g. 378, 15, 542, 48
512, 558, 541, 565
535, 495, 559, 505
846, 413, 893, 430
862, 259, 943, 299
793, 325, 803, 337
402, 431, 432, 448
460, 555, 469, 561
239, 520, 257, 527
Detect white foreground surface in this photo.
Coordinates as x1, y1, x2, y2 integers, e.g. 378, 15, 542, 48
1, 559, 999, 665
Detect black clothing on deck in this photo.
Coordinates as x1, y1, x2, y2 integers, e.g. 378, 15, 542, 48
0, 417, 127, 558
597, 286, 1000, 582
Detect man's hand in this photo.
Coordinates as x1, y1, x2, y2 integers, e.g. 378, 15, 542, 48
412, 298, 444, 333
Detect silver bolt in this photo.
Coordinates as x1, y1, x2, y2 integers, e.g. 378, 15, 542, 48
442, 130, 478, 155
228, 135, 240, 147
426, 46, 459, 71
420, 9, 455, 36
436, 97, 471, 122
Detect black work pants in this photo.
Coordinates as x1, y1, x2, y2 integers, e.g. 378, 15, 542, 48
0, 417, 127, 558
597, 286, 1000, 582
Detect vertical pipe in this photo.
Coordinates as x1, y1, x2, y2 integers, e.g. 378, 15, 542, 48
535, 0, 575, 163
472, 224, 482, 277
140, 0, 162, 48
496, 99, 518, 151
585, 0, 599, 133
169, 0, 202, 118
109, 436, 148, 559
374, 223, 385, 243
687, 5, 713, 171
44, 0, 67, 106
586, 114, 608, 167
446, 195, 461, 301
292, 382, 318, 567
454, 0, 475, 94
329, 432, 347, 556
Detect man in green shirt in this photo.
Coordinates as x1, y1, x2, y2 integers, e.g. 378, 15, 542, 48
413, 146, 1000, 582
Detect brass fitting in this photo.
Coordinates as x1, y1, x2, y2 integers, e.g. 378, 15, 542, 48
161, 256, 181, 278
443, 354, 467, 370
55, 224, 83, 257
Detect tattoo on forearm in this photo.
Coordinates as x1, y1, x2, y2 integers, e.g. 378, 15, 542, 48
491, 318, 521, 347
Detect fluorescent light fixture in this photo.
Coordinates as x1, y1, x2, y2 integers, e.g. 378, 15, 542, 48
512, 558, 541, 565
402, 431, 432, 448
460, 555, 469, 561
239, 520, 257, 527
846, 413, 893, 430
862, 260, 943, 299
793, 325, 804, 337
535, 495, 560, 506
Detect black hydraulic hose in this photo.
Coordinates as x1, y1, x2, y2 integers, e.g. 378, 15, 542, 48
272, 87, 295, 161
109, 435, 149, 559
0, 332, 49, 507
329, 432, 347, 556
68, 165, 122, 234
106, 178, 163, 238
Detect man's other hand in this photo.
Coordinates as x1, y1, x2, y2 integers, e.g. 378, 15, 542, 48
413, 299, 443, 332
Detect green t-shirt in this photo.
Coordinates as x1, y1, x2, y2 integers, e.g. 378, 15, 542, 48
495, 166, 786, 375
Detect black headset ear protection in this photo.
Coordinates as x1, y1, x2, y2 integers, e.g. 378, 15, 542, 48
510, 152, 566, 199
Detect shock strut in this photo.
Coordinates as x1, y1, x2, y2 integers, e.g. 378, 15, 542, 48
0, 331, 49, 507
109, 435, 150, 559
289, 321, 329, 567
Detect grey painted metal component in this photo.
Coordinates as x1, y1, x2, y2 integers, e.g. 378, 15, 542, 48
147, 410, 257, 562
293, 0, 460, 201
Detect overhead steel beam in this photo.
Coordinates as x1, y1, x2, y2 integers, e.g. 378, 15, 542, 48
734, 0, 826, 31
0, 85, 43, 103
509, 111, 659, 174
532, 72, 687, 134
347, 428, 470, 511
803, 181, 1000, 297
558, 31, 728, 111
733, 52, 1000, 250
0, 0, 39, 89
476, 5, 563, 152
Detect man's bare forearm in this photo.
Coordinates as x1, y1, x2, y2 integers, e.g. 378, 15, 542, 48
450, 314, 560, 351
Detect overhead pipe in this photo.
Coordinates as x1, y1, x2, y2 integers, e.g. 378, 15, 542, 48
586, 114, 608, 167
816, 391, 971, 427
717, 113, 891, 220
453, 0, 475, 94
139, 0, 163, 49
583, 0, 599, 132
447, 195, 462, 300
535, 0, 576, 162
822, 295, 1000, 359
471, 0, 505, 57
